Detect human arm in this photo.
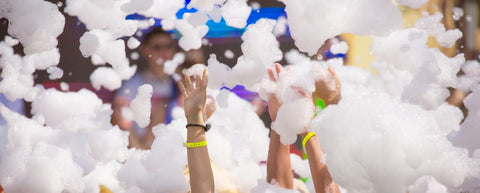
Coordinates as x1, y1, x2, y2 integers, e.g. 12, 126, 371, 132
303, 73, 341, 193
300, 131, 340, 193
266, 63, 294, 189
179, 69, 215, 193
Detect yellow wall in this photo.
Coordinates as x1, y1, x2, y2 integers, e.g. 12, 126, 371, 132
342, 0, 458, 71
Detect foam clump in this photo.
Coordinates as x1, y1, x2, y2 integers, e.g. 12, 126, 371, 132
47, 66, 63, 80
127, 37, 141, 49
311, 89, 477, 193
135, 0, 184, 26
130, 84, 153, 128
31, 89, 102, 130
415, 12, 463, 48
117, 90, 269, 192
221, 0, 251, 28
408, 176, 448, 193
207, 54, 231, 89
271, 94, 313, 145
118, 123, 189, 193
65, 0, 137, 37
273, 16, 288, 37
176, 12, 209, 51
90, 67, 123, 91
290, 154, 311, 178
226, 19, 282, 91
330, 40, 349, 54
67, 0, 138, 86
224, 49, 235, 59
457, 60, 480, 91
204, 90, 269, 192
371, 28, 464, 110
0, 142, 85, 193
0, 0, 65, 54
79, 29, 137, 82
450, 88, 480, 155
452, 7, 464, 21
164, 52, 186, 75
184, 63, 207, 77
279, 0, 402, 55
0, 39, 36, 102
0, 88, 129, 193
259, 51, 333, 145
399, 0, 429, 9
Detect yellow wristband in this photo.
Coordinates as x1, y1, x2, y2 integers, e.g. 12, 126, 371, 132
183, 140, 207, 148
302, 132, 316, 149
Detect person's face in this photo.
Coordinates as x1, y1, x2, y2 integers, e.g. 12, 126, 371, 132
141, 34, 176, 75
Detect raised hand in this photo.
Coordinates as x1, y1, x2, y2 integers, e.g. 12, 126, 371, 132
313, 67, 341, 106
179, 68, 209, 124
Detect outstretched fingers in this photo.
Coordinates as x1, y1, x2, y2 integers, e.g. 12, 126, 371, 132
268, 63, 283, 82
183, 72, 194, 92
202, 68, 208, 88
178, 81, 188, 97
268, 68, 276, 81
275, 63, 282, 75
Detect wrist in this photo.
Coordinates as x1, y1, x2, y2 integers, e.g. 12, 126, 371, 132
325, 93, 341, 106
186, 111, 204, 124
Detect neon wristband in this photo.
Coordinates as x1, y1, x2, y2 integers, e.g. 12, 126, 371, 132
302, 132, 316, 149
183, 140, 207, 148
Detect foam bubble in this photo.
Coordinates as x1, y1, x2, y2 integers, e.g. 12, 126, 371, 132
221, 0, 251, 29
130, 84, 153, 128
90, 67, 123, 91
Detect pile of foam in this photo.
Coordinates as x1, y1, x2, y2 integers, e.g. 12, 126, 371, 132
311, 87, 477, 193
370, 28, 464, 110
0, 0, 64, 101
0, 88, 129, 193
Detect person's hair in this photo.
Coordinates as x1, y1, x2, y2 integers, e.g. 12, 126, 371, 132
141, 27, 171, 44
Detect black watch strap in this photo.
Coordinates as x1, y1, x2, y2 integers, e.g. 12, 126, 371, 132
186, 123, 211, 132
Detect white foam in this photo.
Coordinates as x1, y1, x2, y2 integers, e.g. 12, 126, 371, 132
163, 52, 186, 75
221, 0, 251, 29
415, 12, 463, 48
90, 67, 123, 91
130, 85, 153, 128
279, 0, 402, 55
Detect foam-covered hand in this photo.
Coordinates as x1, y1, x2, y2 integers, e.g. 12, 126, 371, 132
313, 67, 341, 106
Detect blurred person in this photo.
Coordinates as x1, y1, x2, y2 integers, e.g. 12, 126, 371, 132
112, 27, 179, 149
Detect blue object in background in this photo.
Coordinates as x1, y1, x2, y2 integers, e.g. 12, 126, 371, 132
126, 5, 288, 38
